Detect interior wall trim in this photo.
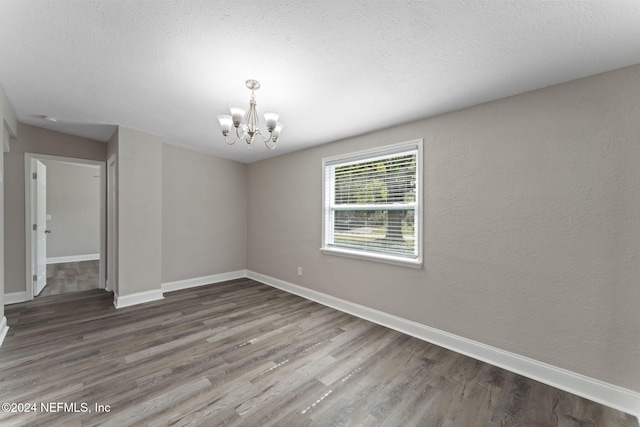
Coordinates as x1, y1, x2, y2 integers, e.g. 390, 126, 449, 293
3, 269, 638, 416
161, 270, 247, 293
46, 254, 100, 264
24, 153, 107, 300
4, 291, 28, 305
0, 316, 8, 348
246, 270, 640, 418
113, 289, 164, 309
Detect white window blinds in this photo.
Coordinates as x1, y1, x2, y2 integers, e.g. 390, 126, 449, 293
322, 140, 422, 267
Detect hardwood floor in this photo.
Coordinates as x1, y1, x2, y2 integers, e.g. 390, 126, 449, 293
1, 278, 637, 426
40, 260, 100, 297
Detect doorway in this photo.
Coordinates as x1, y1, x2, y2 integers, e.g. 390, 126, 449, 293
24, 153, 106, 300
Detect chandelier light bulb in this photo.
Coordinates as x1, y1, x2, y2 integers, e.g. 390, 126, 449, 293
263, 111, 279, 131
272, 122, 284, 140
217, 115, 233, 135
228, 103, 246, 125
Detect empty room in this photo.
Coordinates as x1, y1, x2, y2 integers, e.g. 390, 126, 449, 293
0, 1, 639, 425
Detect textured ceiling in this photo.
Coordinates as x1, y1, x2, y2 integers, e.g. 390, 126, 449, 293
1, 0, 640, 163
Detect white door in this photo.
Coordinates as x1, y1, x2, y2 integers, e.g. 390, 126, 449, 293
34, 160, 47, 296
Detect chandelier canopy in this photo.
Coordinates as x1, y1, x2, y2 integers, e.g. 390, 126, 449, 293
217, 79, 283, 150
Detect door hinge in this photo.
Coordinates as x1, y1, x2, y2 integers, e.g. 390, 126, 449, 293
33, 224, 37, 231
32, 172, 37, 179
33, 275, 37, 282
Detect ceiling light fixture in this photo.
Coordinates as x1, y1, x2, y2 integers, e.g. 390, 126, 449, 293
217, 79, 283, 150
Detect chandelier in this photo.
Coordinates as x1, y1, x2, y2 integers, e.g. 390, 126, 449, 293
217, 79, 283, 150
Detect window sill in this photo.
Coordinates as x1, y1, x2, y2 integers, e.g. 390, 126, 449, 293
320, 247, 423, 269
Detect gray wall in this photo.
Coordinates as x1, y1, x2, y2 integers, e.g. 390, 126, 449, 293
3, 124, 106, 294
247, 64, 640, 393
0, 129, 5, 322
3, 65, 638, 397
1, 84, 17, 325
43, 160, 101, 259
162, 143, 247, 283
107, 129, 119, 295
4, 123, 248, 301
111, 128, 248, 298
116, 126, 163, 297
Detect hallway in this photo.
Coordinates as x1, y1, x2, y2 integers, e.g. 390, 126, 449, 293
38, 260, 100, 298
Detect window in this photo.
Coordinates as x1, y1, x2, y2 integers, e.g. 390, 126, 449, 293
322, 139, 423, 268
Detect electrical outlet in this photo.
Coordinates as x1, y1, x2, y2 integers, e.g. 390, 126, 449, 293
297, 267, 303, 276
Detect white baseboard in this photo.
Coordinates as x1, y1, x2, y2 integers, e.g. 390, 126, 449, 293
0, 317, 8, 348
162, 270, 247, 293
4, 268, 637, 417
114, 270, 248, 309
113, 289, 164, 309
47, 254, 100, 264
246, 270, 640, 418
4, 291, 28, 305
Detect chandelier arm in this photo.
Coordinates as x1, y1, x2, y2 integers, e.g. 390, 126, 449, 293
223, 126, 246, 145
224, 133, 239, 145
260, 131, 274, 144
265, 137, 277, 150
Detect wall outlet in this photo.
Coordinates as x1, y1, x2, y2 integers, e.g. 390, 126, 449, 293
297, 267, 303, 276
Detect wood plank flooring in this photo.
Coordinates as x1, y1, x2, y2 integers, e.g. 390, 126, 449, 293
40, 260, 100, 297
1, 278, 637, 426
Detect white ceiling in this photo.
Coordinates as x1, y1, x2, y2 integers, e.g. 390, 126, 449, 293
1, 1, 640, 163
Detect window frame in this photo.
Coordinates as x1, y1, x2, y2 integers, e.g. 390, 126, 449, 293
321, 139, 423, 268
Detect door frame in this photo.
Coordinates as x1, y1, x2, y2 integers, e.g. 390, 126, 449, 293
24, 153, 106, 300
106, 154, 117, 294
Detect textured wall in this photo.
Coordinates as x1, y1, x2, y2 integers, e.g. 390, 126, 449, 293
106, 130, 119, 295
3, 124, 106, 294
0, 127, 6, 323
247, 64, 640, 392
1, 84, 17, 324
161, 143, 247, 283
116, 127, 162, 296
0, 85, 17, 136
